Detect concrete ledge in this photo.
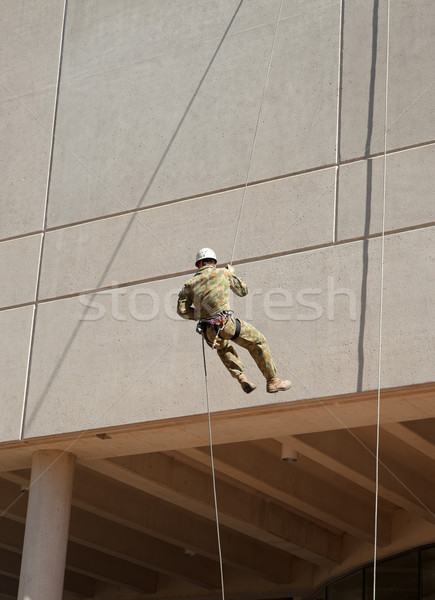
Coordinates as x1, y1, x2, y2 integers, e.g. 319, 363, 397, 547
0, 381, 433, 469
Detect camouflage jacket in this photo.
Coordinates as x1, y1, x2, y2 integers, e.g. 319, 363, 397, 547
177, 265, 248, 321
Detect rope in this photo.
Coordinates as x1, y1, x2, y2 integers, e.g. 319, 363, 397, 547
201, 337, 226, 600
202, 4, 284, 595
373, 0, 391, 597
230, 0, 284, 265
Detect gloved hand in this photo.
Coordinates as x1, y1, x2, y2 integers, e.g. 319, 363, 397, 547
226, 264, 235, 275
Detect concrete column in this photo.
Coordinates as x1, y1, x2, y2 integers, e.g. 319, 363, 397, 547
18, 450, 75, 600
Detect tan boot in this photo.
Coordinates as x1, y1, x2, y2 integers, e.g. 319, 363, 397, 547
266, 376, 292, 393
237, 373, 257, 394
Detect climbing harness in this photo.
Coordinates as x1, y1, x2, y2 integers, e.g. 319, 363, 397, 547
197, 311, 229, 333
231, 318, 242, 341
197, 311, 242, 349
196, 312, 228, 348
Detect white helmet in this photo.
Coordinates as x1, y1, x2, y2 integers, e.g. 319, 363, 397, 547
195, 248, 217, 266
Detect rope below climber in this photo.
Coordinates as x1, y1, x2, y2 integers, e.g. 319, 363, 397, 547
177, 248, 292, 394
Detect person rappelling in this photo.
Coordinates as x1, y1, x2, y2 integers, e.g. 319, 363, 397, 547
177, 248, 292, 394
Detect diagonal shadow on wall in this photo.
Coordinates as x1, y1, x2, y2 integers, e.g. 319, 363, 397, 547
22, 0, 245, 433
357, 0, 380, 392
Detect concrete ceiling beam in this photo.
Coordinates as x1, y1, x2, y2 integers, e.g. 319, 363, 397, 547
2, 467, 295, 584
381, 421, 435, 460
0, 478, 219, 591
277, 428, 435, 523
86, 451, 341, 568
179, 443, 391, 546
68, 507, 222, 590
0, 544, 96, 598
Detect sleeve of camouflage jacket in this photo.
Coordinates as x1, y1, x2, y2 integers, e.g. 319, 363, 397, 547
177, 284, 196, 320
227, 271, 248, 297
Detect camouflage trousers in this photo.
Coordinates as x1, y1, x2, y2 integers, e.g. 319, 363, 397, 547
203, 316, 276, 380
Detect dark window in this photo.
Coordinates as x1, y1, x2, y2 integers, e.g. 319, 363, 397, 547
308, 546, 435, 600
328, 571, 363, 600
364, 552, 419, 600
421, 547, 435, 600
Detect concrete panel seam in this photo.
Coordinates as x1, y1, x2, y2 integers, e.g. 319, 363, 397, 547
0, 231, 44, 245
44, 130, 435, 230
333, 0, 345, 244
0, 222, 432, 313
0, 302, 35, 315
336, 221, 435, 245
35, 136, 435, 231
42, 164, 337, 235
0, 222, 426, 309
0, 302, 35, 312
1, 137, 433, 246
340, 138, 435, 165
20, 0, 69, 441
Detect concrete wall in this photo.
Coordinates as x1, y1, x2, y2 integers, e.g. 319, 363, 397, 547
1, 0, 434, 441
